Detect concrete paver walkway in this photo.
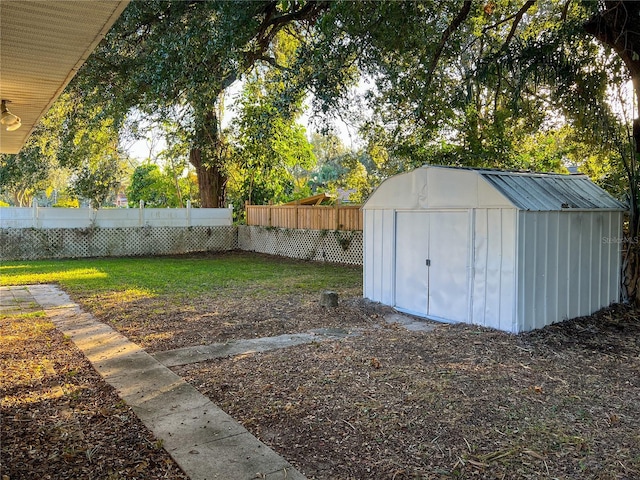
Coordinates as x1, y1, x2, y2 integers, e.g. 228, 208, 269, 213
153, 328, 355, 367
8, 284, 306, 480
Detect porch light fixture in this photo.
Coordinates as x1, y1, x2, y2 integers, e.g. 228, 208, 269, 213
1, 100, 22, 131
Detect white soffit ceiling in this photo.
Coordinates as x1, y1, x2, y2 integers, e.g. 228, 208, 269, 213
0, 0, 129, 154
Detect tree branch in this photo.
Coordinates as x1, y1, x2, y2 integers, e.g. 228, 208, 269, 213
256, 55, 291, 71
255, 1, 330, 53
266, 1, 330, 31
426, 1, 472, 84
561, 0, 571, 21
500, 1, 536, 52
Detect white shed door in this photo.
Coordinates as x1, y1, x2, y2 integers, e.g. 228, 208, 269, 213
395, 211, 469, 322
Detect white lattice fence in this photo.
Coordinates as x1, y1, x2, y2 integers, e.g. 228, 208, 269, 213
0, 226, 237, 261
238, 225, 363, 265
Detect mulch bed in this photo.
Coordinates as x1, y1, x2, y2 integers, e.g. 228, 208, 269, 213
0, 311, 188, 480
173, 302, 640, 480
3, 279, 639, 479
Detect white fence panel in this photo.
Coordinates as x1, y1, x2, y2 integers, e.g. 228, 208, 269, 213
0, 206, 34, 228
37, 208, 94, 228
0, 226, 237, 260
95, 209, 141, 228
190, 208, 232, 226
0, 204, 232, 229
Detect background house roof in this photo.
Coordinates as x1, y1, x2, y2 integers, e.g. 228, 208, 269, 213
0, 0, 129, 154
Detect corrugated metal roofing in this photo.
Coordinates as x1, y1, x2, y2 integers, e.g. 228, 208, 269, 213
480, 171, 626, 211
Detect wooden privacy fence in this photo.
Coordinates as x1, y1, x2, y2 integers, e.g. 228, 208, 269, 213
245, 204, 363, 231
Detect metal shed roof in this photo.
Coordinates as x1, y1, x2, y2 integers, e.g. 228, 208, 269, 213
480, 171, 626, 211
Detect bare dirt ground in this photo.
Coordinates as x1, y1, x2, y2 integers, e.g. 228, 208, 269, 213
2, 259, 640, 479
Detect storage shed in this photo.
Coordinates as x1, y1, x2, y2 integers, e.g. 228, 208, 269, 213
363, 166, 626, 333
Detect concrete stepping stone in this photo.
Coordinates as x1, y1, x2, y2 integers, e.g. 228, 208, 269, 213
384, 312, 438, 332
153, 328, 354, 367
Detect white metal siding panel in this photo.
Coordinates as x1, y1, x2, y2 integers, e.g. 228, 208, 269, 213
598, 211, 622, 306
545, 212, 561, 326
477, 177, 514, 208
518, 211, 563, 332
516, 213, 525, 332
364, 209, 397, 304
533, 213, 549, 328
578, 214, 592, 316
604, 213, 614, 303
608, 212, 623, 303
518, 213, 538, 332
472, 209, 489, 327
427, 211, 470, 323
522, 211, 567, 331
373, 209, 385, 302
590, 213, 603, 311
485, 210, 502, 327
556, 214, 570, 322
427, 169, 478, 208
567, 213, 582, 317
380, 210, 396, 305
363, 168, 429, 209
499, 209, 517, 332
363, 210, 375, 301
613, 212, 623, 302
473, 208, 517, 331
517, 211, 622, 333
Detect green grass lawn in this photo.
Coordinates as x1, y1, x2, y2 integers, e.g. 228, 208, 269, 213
0, 252, 363, 300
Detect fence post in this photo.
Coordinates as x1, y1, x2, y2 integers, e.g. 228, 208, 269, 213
139, 200, 144, 226
268, 200, 273, 227
335, 200, 341, 230
32, 198, 39, 229
186, 200, 191, 227
245, 201, 250, 226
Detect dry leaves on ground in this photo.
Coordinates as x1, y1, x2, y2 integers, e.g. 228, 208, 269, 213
3, 276, 640, 480
173, 303, 640, 480
0, 311, 188, 480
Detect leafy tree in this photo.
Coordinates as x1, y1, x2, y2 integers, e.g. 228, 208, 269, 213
283, 1, 639, 299
0, 150, 52, 207
127, 164, 166, 207
127, 162, 197, 208
75, 0, 330, 207
71, 157, 122, 210
225, 28, 316, 209
0, 91, 126, 209
54, 94, 126, 209
0, 97, 70, 206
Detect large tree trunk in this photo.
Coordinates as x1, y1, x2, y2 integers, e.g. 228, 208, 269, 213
189, 109, 227, 208
189, 147, 226, 208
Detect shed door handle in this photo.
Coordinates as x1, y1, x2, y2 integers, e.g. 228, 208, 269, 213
426, 259, 431, 266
